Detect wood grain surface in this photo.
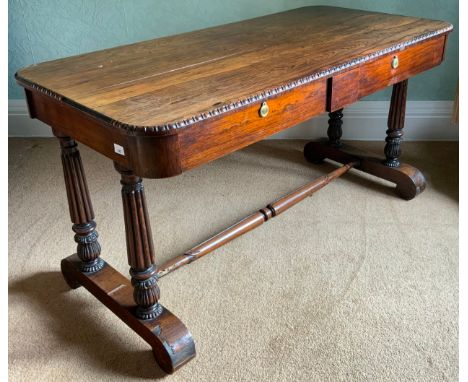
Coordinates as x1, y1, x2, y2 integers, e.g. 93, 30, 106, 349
61, 254, 196, 373
16, 6, 452, 132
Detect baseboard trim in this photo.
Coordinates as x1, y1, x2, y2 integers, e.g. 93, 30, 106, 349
8, 99, 458, 141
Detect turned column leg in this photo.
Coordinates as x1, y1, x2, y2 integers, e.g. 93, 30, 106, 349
58, 137, 104, 280
303, 79, 425, 200
327, 108, 344, 147
384, 80, 407, 167
115, 163, 162, 320
57, 147, 195, 372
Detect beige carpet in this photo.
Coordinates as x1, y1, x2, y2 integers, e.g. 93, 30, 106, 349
8, 138, 458, 381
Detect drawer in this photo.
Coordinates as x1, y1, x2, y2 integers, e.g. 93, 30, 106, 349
328, 35, 447, 111
178, 79, 327, 171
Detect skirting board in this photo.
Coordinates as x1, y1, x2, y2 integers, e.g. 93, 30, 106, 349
9, 99, 458, 141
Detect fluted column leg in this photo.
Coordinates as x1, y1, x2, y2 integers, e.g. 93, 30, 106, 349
115, 163, 162, 320
56, 141, 195, 372
384, 80, 407, 167
58, 137, 104, 274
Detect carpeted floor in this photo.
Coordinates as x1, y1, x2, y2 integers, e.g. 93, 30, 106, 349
8, 138, 458, 381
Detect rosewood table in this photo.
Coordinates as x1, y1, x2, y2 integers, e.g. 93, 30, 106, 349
15, 6, 452, 374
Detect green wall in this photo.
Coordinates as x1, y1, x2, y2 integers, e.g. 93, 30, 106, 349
8, 0, 458, 100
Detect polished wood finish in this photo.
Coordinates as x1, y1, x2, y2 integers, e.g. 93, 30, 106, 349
115, 164, 162, 320
58, 136, 104, 274
15, 5, 452, 375
26, 89, 181, 178
16, 7, 450, 131
157, 162, 357, 278
384, 80, 408, 167
304, 142, 425, 200
61, 254, 195, 373
305, 79, 421, 198
16, 7, 451, 178
327, 35, 446, 111
178, 80, 326, 170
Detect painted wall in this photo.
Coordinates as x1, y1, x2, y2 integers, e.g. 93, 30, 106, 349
8, 0, 458, 100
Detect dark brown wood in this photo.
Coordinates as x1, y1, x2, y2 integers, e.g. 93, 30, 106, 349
61, 254, 195, 373
328, 35, 446, 111
157, 162, 356, 278
15, 7, 451, 131
327, 109, 344, 147
58, 136, 104, 274
327, 70, 359, 112
14, 6, 453, 375
16, 7, 452, 178
306, 78, 418, 197
26, 90, 181, 179
115, 163, 162, 320
304, 142, 425, 200
384, 80, 408, 167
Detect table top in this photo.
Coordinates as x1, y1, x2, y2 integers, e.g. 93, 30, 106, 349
16, 6, 451, 133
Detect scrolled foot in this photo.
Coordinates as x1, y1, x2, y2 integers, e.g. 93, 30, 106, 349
302, 141, 426, 200
150, 308, 196, 374
61, 254, 196, 374
394, 164, 426, 200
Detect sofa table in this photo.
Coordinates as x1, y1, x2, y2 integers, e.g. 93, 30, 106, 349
15, 6, 452, 374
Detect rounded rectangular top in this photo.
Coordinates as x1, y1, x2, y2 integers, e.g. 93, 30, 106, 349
16, 6, 452, 134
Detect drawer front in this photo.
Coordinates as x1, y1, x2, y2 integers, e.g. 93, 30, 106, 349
328, 35, 447, 111
179, 80, 327, 171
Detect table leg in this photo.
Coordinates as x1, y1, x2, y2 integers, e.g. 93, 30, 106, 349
327, 108, 344, 148
56, 139, 195, 373
304, 80, 426, 200
57, 136, 104, 287
114, 163, 162, 320
113, 163, 196, 371
384, 80, 407, 167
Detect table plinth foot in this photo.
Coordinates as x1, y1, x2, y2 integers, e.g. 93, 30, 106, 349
302, 146, 326, 164
61, 259, 82, 289
60, 254, 196, 374
304, 141, 426, 200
